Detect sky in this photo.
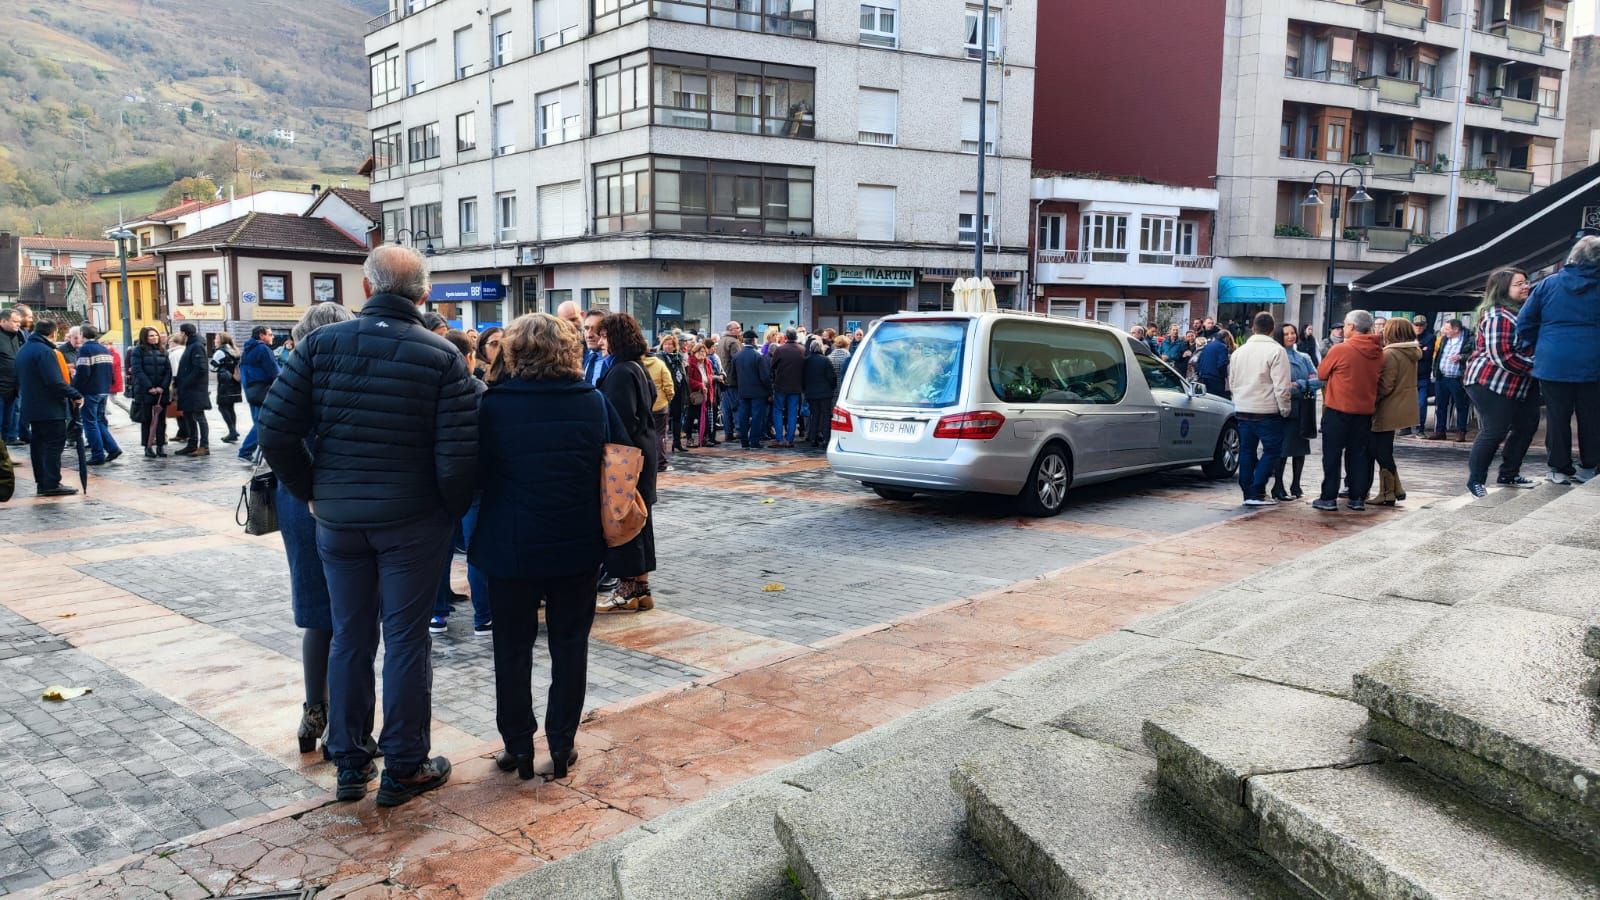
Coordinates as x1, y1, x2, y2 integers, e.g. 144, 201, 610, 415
1575, 0, 1597, 39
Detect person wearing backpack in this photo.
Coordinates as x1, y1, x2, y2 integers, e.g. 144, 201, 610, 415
211, 333, 243, 443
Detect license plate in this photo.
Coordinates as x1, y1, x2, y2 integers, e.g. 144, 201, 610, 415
865, 419, 921, 441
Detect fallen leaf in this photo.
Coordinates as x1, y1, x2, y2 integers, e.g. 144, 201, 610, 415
41, 686, 91, 702
57, 613, 76, 619
761, 498, 776, 505
762, 583, 785, 593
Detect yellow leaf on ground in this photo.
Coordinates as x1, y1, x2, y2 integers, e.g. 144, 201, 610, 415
761, 498, 777, 505
57, 613, 75, 619
762, 583, 786, 592
41, 686, 91, 702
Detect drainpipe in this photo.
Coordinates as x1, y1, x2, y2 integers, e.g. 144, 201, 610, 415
1445, 1, 1475, 234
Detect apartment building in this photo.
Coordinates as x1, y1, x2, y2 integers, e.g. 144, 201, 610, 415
362, 0, 1035, 337
1567, 34, 1599, 174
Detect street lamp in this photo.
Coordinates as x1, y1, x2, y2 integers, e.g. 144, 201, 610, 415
107, 228, 135, 355
1302, 168, 1372, 338
391, 228, 436, 257
973, 0, 992, 280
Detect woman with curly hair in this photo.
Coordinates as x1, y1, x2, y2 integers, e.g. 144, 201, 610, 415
595, 312, 659, 613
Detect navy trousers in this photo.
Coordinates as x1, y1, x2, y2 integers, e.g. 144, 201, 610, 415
738, 397, 769, 448
317, 510, 454, 774
1236, 414, 1285, 501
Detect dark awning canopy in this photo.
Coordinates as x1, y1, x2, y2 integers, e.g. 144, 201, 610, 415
1353, 161, 1600, 314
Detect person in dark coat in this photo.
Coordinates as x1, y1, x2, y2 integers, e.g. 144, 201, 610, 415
15, 320, 81, 495
173, 323, 212, 456
1517, 235, 1600, 483
595, 312, 659, 614
0, 441, 12, 501
71, 325, 121, 466
656, 334, 689, 452
258, 246, 478, 808
128, 326, 172, 458
732, 330, 771, 450
472, 312, 626, 782
768, 330, 805, 447
211, 334, 243, 443
802, 337, 837, 448
1, 308, 26, 445
237, 326, 279, 460
1195, 332, 1232, 398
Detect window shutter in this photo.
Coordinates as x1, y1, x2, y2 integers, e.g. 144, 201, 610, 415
539, 181, 585, 239
857, 185, 895, 241
858, 89, 897, 140
961, 100, 979, 144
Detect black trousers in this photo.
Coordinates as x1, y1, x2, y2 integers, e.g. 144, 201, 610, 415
806, 396, 833, 445
218, 400, 238, 437
28, 419, 66, 490
1320, 409, 1372, 502
1466, 383, 1542, 485
184, 408, 210, 448
1540, 380, 1600, 475
489, 573, 597, 757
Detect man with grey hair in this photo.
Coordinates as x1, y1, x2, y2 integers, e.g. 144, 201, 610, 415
0, 308, 23, 445
716, 320, 742, 443
1516, 235, 1600, 483
259, 244, 478, 807
1312, 309, 1383, 511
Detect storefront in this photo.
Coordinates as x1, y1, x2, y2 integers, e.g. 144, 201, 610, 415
430, 278, 507, 329
733, 289, 802, 337
809, 265, 912, 333
918, 268, 1022, 312
1216, 276, 1287, 332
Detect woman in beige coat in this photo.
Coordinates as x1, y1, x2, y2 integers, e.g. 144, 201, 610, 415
1370, 318, 1422, 505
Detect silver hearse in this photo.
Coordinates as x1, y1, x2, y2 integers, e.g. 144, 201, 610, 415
827, 312, 1239, 516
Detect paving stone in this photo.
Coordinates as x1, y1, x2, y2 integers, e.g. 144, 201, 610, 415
1352, 603, 1600, 854
776, 755, 1016, 900
484, 831, 643, 900
1383, 545, 1515, 605
1048, 649, 1241, 754
1458, 480, 1570, 525
1143, 677, 1383, 840
954, 730, 1296, 899
1249, 762, 1600, 900
1463, 544, 1600, 621
615, 787, 806, 900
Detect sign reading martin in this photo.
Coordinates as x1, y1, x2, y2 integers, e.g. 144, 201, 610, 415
433, 282, 507, 302
810, 265, 914, 296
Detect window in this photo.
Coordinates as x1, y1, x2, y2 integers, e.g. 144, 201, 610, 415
631, 287, 711, 341
177, 273, 194, 305
592, 53, 649, 134
258, 271, 290, 305
382, 207, 406, 244
68, 254, 89, 269
26, 252, 51, 267
648, 52, 815, 138
1139, 216, 1176, 264
370, 48, 401, 105
597, 0, 814, 38
204, 271, 221, 305
1047, 298, 1085, 319
535, 0, 582, 52
405, 42, 435, 96
537, 181, 585, 238
583, 287, 611, 311
537, 84, 582, 146
1324, 121, 1346, 163
964, 4, 999, 59
410, 202, 443, 243
593, 155, 814, 236
497, 192, 518, 242
1419, 62, 1438, 97
459, 197, 479, 243
1137, 353, 1187, 392
1538, 73, 1561, 117
373, 125, 403, 178
846, 319, 966, 408
857, 88, 897, 146
408, 122, 440, 163
456, 112, 476, 152
860, 1, 897, 47
491, 13, 512, 67
311, 275, 341, 304
1080, 212, 1129, 262
493, 101, 515, 155
544, 289, 574, 315
453, 27, 474, 79
989, 320, 1127, 405
593, 0, 648, 33
1154, 300, 1191, 332
958, 191, 994, 245
1037, 214, 1065, 253
1175, 221, 1198, 258
960, 99, 998, 154
856, 185, 895, 241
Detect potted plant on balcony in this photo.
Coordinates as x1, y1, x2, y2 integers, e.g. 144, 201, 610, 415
1343, 227, 1362, 241
1432, 153, 1448, 174
1275, 224, 1312, 238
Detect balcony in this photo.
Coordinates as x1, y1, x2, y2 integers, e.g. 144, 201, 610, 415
1360, 0, 1427, 30
1492, 166, 1535, 192
1363, 225, 1413, 252
1358, 151, 1419, 181
365, 8, 398, 34
1499, 96, 1540, 124
1357, 74, 1422, 106
1491, 21, 1545, 54
1035, 249, 1212, 288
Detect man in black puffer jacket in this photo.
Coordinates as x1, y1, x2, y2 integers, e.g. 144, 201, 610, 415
259, 245, 477, 808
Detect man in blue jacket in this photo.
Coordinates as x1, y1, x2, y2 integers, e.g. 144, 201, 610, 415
71, 324, 121, 466
732, 330, 772, 450
1517, 236, 1600, 483
15, 320, 81, 496
237, 325, 279, 460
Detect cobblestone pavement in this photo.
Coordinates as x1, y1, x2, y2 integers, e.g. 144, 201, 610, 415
0, 405, 1535, 896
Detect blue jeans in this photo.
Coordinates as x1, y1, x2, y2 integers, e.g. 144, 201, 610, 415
1236, 415, 1285, 501
1433, 376, 1469, 434
773, 393, 800, 444
239, 403, 262, 459
738, 397, 769, 448
80, 395, 120, 461
278, 482, 333, 631
3, 394, 27, 441
1415, 379, 1432, 431
432, 499, 490, 628
720, 388, 740, 441
317, 510, 454, 773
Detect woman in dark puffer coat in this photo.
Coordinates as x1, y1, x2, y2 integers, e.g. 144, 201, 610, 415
129, 326, 172, 457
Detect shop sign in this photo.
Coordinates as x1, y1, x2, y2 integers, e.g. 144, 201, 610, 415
810, 265, 915, 296
434, 281, 506, 302
173, 306, 228, 321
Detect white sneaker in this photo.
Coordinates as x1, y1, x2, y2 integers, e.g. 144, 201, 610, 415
1243, 498, 1277, 507
1547, 470, 1572, 485
1574, 467, 1598, 484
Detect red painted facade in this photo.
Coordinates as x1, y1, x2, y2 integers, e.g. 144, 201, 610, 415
1032, 0, 1227, 189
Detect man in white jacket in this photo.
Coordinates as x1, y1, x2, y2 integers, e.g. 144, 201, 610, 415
1228, 311, 1293, 507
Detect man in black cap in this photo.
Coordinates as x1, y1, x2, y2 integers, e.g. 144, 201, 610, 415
732, 329, 771, 450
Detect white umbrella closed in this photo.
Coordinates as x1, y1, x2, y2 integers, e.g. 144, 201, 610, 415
978, 277, 997, 312
950, 277, 973, 313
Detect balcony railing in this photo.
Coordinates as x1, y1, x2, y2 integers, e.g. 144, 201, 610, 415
1366, 151, 1418, 180
366, 8, 398, 34
1357, 74, 1422, 106
1175, 254, 1214, 268
1361, 0, 1428, 29
1493, 166, 1535, 192
1035, 250, 1213, 269
1491, 21, 1545, 54
1499, 96, 1540, 124
1363, 226, 1412, 252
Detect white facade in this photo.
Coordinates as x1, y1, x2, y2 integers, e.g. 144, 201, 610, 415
364, 0, 1036, 335
1216, 0, 1572, 331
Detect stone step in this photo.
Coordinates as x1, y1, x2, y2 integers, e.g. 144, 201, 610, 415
1457, 479, 1572, 525
1142, 677, 1384, 842
954, 730, 1298, 899
613, 783, 806, 900
485, 831, 643, 900
1352, 603, 1600, 855
1048, 649, 1241, 754
1459, 544, 1600, 621
1249, 762, 1600, 899
1587, 613, 1600, 662
775, 754, 1021, 900
986, 630, 1197, 730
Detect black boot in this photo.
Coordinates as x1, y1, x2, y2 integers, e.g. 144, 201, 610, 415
495, 751, 536, 780
298, 702, 328, 754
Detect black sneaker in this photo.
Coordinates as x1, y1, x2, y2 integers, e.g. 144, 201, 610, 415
1311, 499, 1338, 511
335, 762, 378, 801
1496, 475, 1536, 489
1347, 499, 1366, 511
376, 757, 452, 807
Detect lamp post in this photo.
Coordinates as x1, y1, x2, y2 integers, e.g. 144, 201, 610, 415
107, 228, 135, 354
973, 0, 991, 279
1301, 168, 1372, 340
391, 228, 436, 256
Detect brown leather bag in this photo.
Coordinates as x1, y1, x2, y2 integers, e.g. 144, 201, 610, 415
600, 441, 648, 548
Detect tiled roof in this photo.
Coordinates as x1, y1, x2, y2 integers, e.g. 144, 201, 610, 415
145, 199, 212, 222
155, 212, 367, 256
329, 187, 380, 223
19, 236, 117, 254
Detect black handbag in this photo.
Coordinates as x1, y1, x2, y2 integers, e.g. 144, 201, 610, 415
130, 399, 151, 425
236, 452, 279, 536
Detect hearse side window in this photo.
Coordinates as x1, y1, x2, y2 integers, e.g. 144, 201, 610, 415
988, 320, 1126, 405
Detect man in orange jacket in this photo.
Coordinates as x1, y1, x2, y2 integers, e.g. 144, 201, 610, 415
1312, 309, 1384, 511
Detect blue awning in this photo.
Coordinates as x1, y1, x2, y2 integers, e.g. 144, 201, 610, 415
1218, 277, 1287, 304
